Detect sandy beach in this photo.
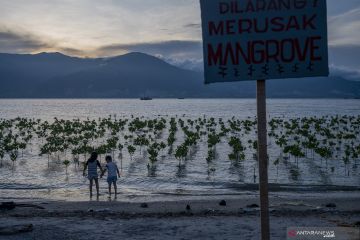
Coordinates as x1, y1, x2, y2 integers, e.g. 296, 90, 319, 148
1, 192, 359, 240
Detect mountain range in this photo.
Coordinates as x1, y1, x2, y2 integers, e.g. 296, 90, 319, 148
0, 52, 359, 98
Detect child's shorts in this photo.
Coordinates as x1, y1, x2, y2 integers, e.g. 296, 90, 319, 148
88, 175, 98, 180
107, 176, 117, 184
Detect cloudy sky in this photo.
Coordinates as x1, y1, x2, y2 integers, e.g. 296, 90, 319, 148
0, 0, 359, 75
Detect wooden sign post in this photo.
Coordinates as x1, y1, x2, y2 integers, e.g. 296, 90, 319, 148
257, 79, 269, 239
199, 0, 329, 239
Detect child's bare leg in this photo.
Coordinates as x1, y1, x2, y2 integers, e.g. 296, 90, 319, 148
89, 179, 93, 197
113, 182, 117, 197
95, 178, 99, 196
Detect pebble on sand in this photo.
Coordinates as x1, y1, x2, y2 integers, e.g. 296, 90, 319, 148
140, 203, 149, 208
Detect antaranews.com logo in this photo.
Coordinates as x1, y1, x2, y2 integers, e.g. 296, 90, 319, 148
287, 227, 359, 240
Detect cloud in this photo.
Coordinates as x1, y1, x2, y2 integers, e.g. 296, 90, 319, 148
330, 65, 360, 81
96, 40, 203, 59
0, 27, 51, 53
58, 47, 87, 57
184, 23, 201, 29
328, 8, 360, 46
0, 25, 204, 60
0, 26, 90, 57
329, 45, 360, 70
159, 57, 204, 72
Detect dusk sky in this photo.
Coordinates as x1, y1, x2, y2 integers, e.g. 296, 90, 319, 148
0, 0, 359, 77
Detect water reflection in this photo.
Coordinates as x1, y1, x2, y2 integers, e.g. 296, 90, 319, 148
147, 163, 157, 177
176, 164, 187, 178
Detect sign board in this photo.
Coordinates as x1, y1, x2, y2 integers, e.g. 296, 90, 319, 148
200, 0, 329, 83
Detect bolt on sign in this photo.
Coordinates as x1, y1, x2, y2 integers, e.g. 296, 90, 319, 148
200, 0, 329, 83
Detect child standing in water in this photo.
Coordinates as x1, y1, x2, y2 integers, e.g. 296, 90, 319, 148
83, 152, 103, 198
101, 155, 120, 198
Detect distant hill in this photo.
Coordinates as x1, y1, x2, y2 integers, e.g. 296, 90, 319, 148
0, 52, 359, 98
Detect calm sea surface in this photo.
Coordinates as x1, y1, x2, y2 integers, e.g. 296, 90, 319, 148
1, 98, 360, 120
0, 99, 359, 201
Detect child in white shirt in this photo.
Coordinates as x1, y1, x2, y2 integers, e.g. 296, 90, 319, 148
101, 155, 120, 198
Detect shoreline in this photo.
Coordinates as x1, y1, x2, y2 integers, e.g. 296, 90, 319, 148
1, 183, 359, 203
1, 192, 359, 239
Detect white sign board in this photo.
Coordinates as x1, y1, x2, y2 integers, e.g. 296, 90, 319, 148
200, 0, 329, 83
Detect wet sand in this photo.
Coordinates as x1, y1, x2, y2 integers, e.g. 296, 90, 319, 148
0, 192, 359, 240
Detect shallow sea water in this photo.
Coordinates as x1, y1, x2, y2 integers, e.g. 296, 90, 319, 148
0, 99, 359, 201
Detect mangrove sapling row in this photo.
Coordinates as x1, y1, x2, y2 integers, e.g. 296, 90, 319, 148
269, 115, 360, 177
127, 145, 136, 160
147, 142, 166, 169
207, 133, 221, 162
0, 115, 359, 181
228, 137, 246, 161
167, 118, 177, 154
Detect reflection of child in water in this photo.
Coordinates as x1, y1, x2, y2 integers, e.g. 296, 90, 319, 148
83, 152, 103, 198
101, 155, 120, 198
